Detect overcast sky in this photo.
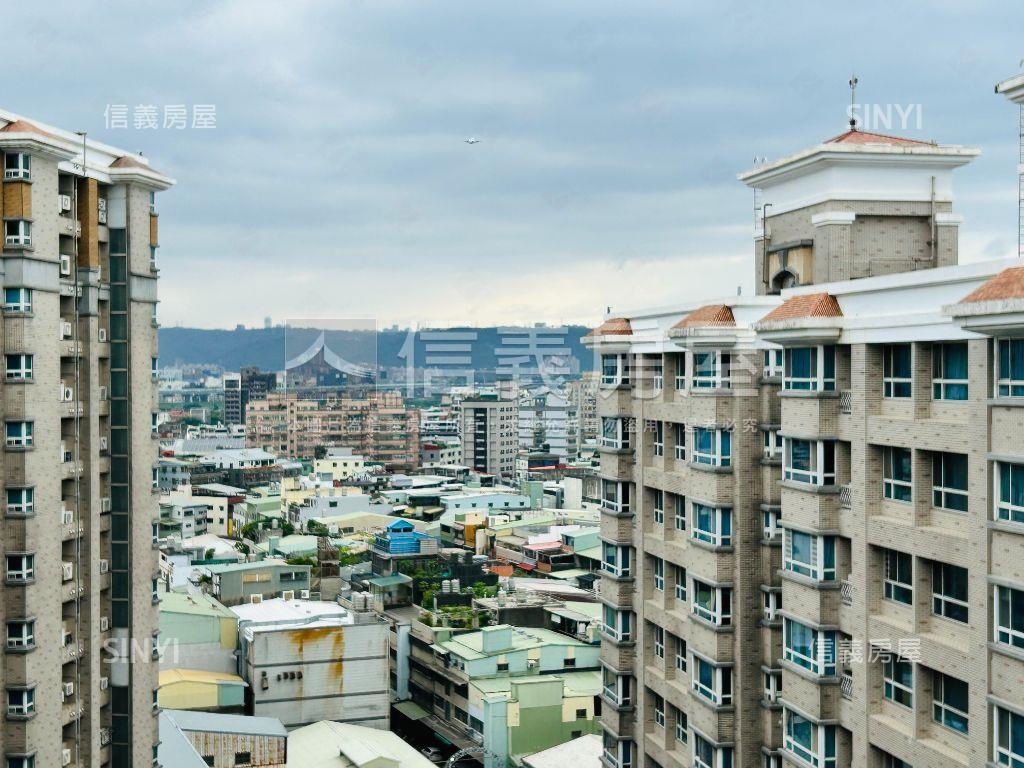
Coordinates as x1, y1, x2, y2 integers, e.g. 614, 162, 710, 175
7, 1, 1023, 328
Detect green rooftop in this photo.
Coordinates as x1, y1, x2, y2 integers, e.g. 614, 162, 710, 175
159, 591, 235, 619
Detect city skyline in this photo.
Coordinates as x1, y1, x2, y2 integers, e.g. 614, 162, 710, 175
4, 1, 1022, 329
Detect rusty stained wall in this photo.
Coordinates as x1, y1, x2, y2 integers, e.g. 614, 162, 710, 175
183, 731, 286, 768
246, 620, 390, 728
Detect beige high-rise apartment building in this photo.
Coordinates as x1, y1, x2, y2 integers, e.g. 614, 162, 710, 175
458, 393, 518, 480
587, 76, 1024, 768
0, 113, 171, 767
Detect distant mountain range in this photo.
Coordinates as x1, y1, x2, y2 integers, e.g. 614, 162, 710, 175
157, 325, 594, 373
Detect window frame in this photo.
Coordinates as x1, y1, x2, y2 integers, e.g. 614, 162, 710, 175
652, 489, 664, 525
2, 287, 31, 313
691, 654, 732, 706
996, 461, 1024, 524
652, 557, 664, 592
4, 421, 32, 449
932, 342, 968, 401
691, 503, 731, 548
931, 561, 968, 624
996, 338, 1024, 398
783, 345, 836, 392
3, 220, 30, 247
882, 343, 913, 398
783, 438, 836, 486
3, 354, 32, 382
674, 565, 687, 602
693, 350, 730, 389
692, 427, 731, 468
674, 423, 687, 460
995, 584, 1024, 649
883, 447, 913, 502
652, 420, 664, 457
784, 529, 836, 582
4, 487, 33, 517
882, 655, 914, 709
691, 578, 732, 626
3, 152, 30, 180
932, 452, 968, 512
995, 704, 1024, 767
932, 671, 969, 735
784, 618, 836, 677
883, 548, 913, 605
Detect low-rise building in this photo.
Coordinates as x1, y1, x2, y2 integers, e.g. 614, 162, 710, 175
370, 519, 441, 576
313, 447, 366, 480
202, 559, 312, 606
232, 597, 390, 728
159, 591, 239, 673
158, 668, 247, 712
522, 733, 602, 768
159, 709, 287, 768
286, 720, 436, 768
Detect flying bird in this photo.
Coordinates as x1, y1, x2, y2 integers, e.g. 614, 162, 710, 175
464, 137, 480, 144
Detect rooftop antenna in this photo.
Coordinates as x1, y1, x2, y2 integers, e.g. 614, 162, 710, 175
849, 74, 859, 130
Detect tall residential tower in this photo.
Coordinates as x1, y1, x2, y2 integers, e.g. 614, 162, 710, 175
0, 112, 172, 768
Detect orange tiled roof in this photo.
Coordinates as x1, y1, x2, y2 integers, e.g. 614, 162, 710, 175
585, 317, 632, 337
0, 119, 55, 138
824, 128, 935, 147
672, 304, 735, 329
958, 266, 1024, 304
109, 155, 148, 169
759, 293, 842, 323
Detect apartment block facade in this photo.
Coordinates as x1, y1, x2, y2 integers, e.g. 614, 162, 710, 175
244, 390, 419, 471
587, 91, 1024, 768
459, 395, 518, 480
0, 113, 171, 767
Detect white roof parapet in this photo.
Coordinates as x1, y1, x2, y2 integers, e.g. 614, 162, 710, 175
996, 73, 1024, 105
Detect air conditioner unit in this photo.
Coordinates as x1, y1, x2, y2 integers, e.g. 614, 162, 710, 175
100, 616, 109, 632
99, 559, 109, 574
60, 321, 73, 339
98, 327, 107, 342
61, 386, 74, 402
97, 209, 107, 225
99, 385, 108, 401
62, 681, 74, 698
61, 509, 73, 525
282, 590, 294, 601
100, 497, 111, 513
59, 254, 72, 276
100, 436, 108, 451
61, 629, 72, 646
250, 594, 263, 604
300, 590, 310, 599
100, 676, 108, 690
61, 562, 73, 581
62, 748, 71, 767
58, 194, 72, 213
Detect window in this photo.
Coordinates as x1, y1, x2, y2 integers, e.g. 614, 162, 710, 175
601, 354, 629, 387
932, 342, 968, 400
602, 544, 631, 578
3, 153, 30, 180
762, 590, 781, 621
691, 655, 732, 705
763, 429, 782, 459
674, 423, 686, 459
234, 753, 252, 766
3, 221, 30, 247
2, 288, 31, 313
764, 348, 783, 378
652, 489, 664, 525
691, 579, 731, 626
882, 344, 912, 398
881, 754, 912, 768
763, 670, 782, 703
6, 620, 34, 650
883, 549, 913, 604
763, 508, 781, 540
5, 688, 34, 717
784, 618, 836, 676
693, 427, 731, 467
652, 558, 664, 591
783, 345, 836, 391
883, 656, 913, 708
932, 672, 968, 735
932, 562, 968, 623
995, 585, 1024, 649
693, 733, 731, 768
602, 734, 632, 768
673, 706, 687, 743
995, 705, 1024, 767
932, 453, 967, 512
5, 756, 36, 768
4, 422, 32, 448
5, 488, 33, 517
673, 495, 687, 531
602, 605, 632, 642
652, 693, 665, 726
674, 637, 687, 672
693, 351, 730, 389
601, 479, 630, 514
4, 355, 31, 381
784, 709, 836, 768
651, 359, 664, 391
602, 668, 631, 707
674, 353, 687, 390
997, 339, 1024, 397
652, 421, 664, 456
784, 529, 836, 582
783, 438, 836, 486
651, 625, 664, 658
883, 447, 912, 502
997, 461, 1024, 524
5, 555, 33, 583
692, 503, 731, 547
674, 566, 687, 601
601, 417, 631, 450
203, 758, 215, 767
